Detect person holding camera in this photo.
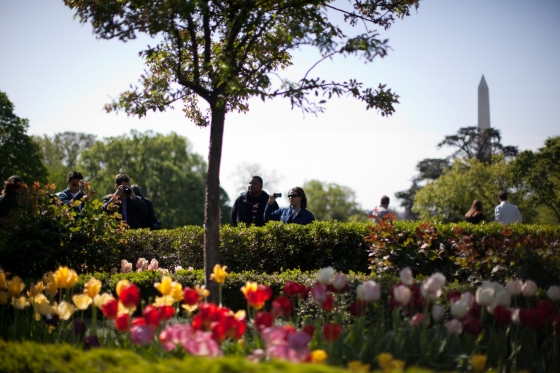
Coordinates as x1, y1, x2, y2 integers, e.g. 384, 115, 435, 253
102, 173, 148, 229
56, 171, 87, 212
264, 186, 315, 225
231, 176, 278, 226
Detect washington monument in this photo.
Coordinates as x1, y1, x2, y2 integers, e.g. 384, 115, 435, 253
478, 75, 491, 161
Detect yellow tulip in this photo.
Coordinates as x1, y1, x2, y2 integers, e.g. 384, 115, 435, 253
72, 294, 92, 310
234, 310, 246, 320
32, 294, 52, 316
310, 349, 328, 363
153, 295, 175, 307
348, 361, 370, 373
376, 353, 394, 370
116, 279, 130, 297
0, 291, 8, 305
83, 277, 102, 299
210, 264, 228, 284
8, 276, 25, 297
181, 303, 199, 314
12, 296, 29, 310
471, 354, 487, 373
387, 359, 405, 372
93, 293, 114, 309
240, 281, 258, 296
44, 281, 58, 297
54, 267, 79, 289
56, 301, 75, 320
0, 270, 6, 289
154, 276, 173, 296
195, 285, 210, 300
170, 281, 183, 302
28, 282, 45, 297
118, 301, 133, 314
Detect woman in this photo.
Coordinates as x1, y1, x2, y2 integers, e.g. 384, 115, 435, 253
465, 199, 485, 224
264, 186, 315, 225
0, 175, 24, 217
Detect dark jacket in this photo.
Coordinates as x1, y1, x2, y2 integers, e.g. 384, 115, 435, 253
0, 191, 20, 217
264, 205, 315, 225
465, 213, 485, 224
231, 191, 278, 227
136, 194, 160, 230
56, 189, 86, 211
102, 194, 148, 229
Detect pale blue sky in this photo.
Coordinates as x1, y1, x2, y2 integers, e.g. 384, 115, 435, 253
1, 0, 559, 211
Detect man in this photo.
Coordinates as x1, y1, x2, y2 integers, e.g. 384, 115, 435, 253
102, 174, 148, 229
131, 184, 161, 230
56, 171, 86, 212
494, 190, 522, 225
231, 176, 278, 226
371, 195, 390, 223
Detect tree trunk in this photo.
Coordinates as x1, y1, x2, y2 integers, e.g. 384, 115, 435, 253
203, 106, 225, 303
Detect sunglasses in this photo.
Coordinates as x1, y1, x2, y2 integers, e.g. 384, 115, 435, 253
288, 194, 300, 198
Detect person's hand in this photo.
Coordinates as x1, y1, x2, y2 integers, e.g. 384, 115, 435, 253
78, 180, 85, 193
115, 185, 126, 197
268, 194, 277, 205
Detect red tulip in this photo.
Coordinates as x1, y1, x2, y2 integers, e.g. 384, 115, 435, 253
321, 294, 334, 312
211, 321, 226, 343
183, 287, 198, 306
284, 282, 308, 299
271, 296, 292, 318
142, 305, 160, 328
520, 309, 546, 330
464, 317, 482, 336
132, 317, 146, 326
244, 284, 272, 310
323, 322, 342, 342
494, 305, 511, 326
102, 299, 118, 319
119, 284, 140, 308
255, 311, 273, 331
302, 324, 315, 337
115, 313, 130, 332
158, 305, 175, 321
349, 300, 367, 316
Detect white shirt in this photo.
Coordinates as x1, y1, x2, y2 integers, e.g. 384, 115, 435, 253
372, 205, 389, 223
494, 201, 522, 225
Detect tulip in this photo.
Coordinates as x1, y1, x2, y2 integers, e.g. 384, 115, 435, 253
330, 273, 348, 293
8, 276, 25, 297
475, 286, 495, 307
495, 289, 511, 307
356, 281, 381, 302
460, 292, 475, 307
93, 293, 114, 309
183, 287, 199, 306
154, 276, 173, 296
28, 282, 44, 297
287, 331, 311, 350
445, 319, 462, 334
410, 313, 426, 328
136, 258, 148, 271
511, 308, 521, 325
115, 313, 130, 332
175, 266, 184, 272
322, 322, 342, 342
420, 283, 441, 301
271, 296, 292, 318
302, 324, 315, 337
120, 260, 132, 273
53, 267, 78, 289
57, 301, 75, 320
450, 300, 469, 319
143, 305, 160, 328
241, 282, 272, 310
521, 280, 537, 297
310, 349, 328, 363
158, 305, 175, 321
0, 271, 6, 289
182, 330, 222, 357
321, 294, 334, 312
424, 272, 446, 293
316, 267, 335, 285
506, 279, 523, 296
119, 283, 140, 309
547, 285, 560, 301
310, 283, 328, 303
83, 277, 102, 299
376, 353, 394, 370
72, 294, 92, 310
347, 361, 371, 373
115, 279, 129, 297
0, 291, 8, 305
32, 294, 51, 316
471, 354, 487, 373
195, 285, 210, 299
284, 282, 308, 299
494, 305, 511, 325
159, 323, 192, 351
169, 281, 183, 302
147, 258, 158, 271
84, 335, 100, 350
393, 285, 411, 305
130, 324, 155, 345
102, 299, 119, 319
464, 317, 483, 336
399, 267, 413, 286
210, 264, 228, 284
432, 304, 445, 322
12, 296, 28, 310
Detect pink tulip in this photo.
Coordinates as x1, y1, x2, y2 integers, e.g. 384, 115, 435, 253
182, 330, 222, 357
287, 331, 311, 350
148, 259, 159, 271
331, 273, 349, 292
261, 326, 288, 346
130, 324, 155, 345
446, 319, 463, 334
393, 285, 411, 305
357, 280, 381, 302
399, 267, 413, 286
159, 324, 192, 352
310, 283, 328, 304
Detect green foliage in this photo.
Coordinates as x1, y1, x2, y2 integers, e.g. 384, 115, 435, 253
512, 135, 560, 224
366, 220, 560, 287
78, 130, 209, 228
0, 91, 47, 184
32, 132, 97, 190
303, 180, 368, 222
0, 182, 126, 278
413, 156, 537, 223
0, 341, 354, 373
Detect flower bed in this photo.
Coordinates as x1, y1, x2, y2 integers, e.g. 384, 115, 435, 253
2, 265, 560, 372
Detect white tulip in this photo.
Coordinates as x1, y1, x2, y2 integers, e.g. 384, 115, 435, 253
445, 319, 463, 334
432, 304, 445, 322
424, 273, 446, 293
399, 268, 413, 286
511, 308, 521, 325
393, 285, 411, 305
546, 286, 560, 302
521, 280, 537, 297
495, 289, 512, 307
356, 281, 381, 302
460, 292, 475, 307
450, 300, 469, 319
317, 267, 335, 285
476, 286, 495, 307
506, 279, 523, 296
421, 284, 441, 301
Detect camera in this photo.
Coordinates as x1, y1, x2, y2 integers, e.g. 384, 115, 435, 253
123, 187, 132, 195
274, 193, 282, 198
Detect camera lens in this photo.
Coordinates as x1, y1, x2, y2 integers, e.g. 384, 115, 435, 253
124, 187, 131, 195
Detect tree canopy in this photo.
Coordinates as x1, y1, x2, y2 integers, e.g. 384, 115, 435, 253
303, 179, 367, 222
64, 0, 420, 297
0, 91, 47, 184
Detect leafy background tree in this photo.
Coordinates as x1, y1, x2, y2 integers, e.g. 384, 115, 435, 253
303, 179, 368, 222
32, 132, 97, 190
512, 136, 560, 224
231, 162, 284, 195
0, 91, 47, 184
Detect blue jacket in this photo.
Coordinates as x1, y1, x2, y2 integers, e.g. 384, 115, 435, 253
264, 205, 315, 225
56, 189, 86, 211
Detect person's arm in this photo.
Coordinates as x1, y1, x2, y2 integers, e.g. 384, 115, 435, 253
131, 195, 148, 217
264, 203, 281, 222
230, 198, 239, 226
494, 205, 501, 223
102, 194, 115, 212
57, 191, 71, 206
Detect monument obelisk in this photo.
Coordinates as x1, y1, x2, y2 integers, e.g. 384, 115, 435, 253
478, 75, 491, 161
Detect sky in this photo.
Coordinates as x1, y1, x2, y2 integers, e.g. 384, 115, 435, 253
1, 0, 559, 212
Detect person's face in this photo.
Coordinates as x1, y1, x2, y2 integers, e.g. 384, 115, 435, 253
67, 178, 83, 193
248, 178, 262, 196
288, 189, 301, 207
